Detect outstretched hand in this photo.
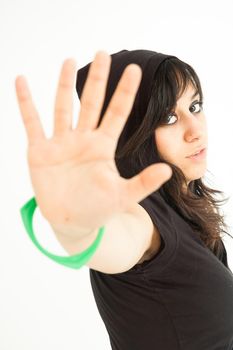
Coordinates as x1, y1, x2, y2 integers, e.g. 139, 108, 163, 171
15, 51, 172, 235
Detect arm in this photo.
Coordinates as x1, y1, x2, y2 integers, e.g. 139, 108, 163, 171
51, 203, 160, 274
16, 53, 169, 274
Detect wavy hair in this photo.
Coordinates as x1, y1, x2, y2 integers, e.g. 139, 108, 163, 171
115, 57, 232, 262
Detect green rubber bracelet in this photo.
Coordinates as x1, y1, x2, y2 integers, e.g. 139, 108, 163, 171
20, 197, 105, 269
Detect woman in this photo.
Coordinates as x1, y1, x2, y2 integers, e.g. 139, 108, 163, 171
16, 49, 233, 349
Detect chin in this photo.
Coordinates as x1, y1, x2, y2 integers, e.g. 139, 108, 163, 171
184, 169, 206, 184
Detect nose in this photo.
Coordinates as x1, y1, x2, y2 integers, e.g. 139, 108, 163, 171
182, 111, 205, 141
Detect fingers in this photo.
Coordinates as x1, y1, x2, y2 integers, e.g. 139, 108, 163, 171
76, 51, 111, 131
15, 76, 46, 144
99, 64, 142, 142
53, 58, 77, 137
125, 164, 172, 205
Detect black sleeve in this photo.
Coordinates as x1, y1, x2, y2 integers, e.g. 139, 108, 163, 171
132, 191, 179, 274
219, 239, 231, 270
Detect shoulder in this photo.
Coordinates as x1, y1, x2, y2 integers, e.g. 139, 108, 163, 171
132, 203, 162, 264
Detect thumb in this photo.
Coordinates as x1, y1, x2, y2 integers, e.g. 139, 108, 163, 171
126, 163, 172, 204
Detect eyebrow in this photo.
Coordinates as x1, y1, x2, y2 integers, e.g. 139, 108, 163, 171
172, 90, 201, 111
191, 90, 200, 99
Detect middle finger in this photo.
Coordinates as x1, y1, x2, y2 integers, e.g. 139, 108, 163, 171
76, 51, 111, 132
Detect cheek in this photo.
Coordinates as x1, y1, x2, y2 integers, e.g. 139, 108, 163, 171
155, 130, 182, 165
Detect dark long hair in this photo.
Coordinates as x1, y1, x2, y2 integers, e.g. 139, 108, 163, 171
115, 57, 232, 261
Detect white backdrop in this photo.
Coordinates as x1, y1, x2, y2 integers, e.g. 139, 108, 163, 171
0, 0, 233, 349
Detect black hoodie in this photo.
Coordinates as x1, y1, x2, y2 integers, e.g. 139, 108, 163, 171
76, 49, 233, 350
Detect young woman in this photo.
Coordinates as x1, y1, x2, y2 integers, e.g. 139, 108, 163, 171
16, 49, 233, 349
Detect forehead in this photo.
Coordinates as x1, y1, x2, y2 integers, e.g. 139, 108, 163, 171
177, 83, 199, 101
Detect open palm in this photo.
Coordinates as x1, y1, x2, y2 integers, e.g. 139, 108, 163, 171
15, 51, 172, 236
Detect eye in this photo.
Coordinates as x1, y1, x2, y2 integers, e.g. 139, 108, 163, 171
190, 101, 203, 113
163, 114, 177, 125
162, 101, 204, 126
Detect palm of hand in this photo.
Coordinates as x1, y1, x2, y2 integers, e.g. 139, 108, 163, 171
15, 51, 172, 232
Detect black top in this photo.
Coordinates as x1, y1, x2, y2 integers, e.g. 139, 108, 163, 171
76, 48, 233, 349
89, 191, 233, 350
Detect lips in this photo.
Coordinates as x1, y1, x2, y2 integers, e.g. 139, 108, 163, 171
187, 147, 206, 158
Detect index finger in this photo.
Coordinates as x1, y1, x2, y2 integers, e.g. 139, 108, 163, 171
15, 76, 46, 144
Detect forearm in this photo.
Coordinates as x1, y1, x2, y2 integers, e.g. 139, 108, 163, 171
48, 204, 154, 274
50, 223, 100, 255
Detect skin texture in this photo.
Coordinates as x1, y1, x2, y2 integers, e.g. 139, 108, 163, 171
155, 83, 208, 188
15, 52, 173, 234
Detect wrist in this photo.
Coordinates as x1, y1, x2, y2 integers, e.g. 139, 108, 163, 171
50, 222, 99, 242
20, 196, 105, 269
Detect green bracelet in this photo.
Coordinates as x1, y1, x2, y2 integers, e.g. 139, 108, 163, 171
20, 197, 105, 269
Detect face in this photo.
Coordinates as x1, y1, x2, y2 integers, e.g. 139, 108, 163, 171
155, 83, 208, 188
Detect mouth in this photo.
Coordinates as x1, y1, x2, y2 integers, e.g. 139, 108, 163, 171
186, 148, 207, 160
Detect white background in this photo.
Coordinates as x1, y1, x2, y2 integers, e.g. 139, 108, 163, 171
0, 0, 233, 349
